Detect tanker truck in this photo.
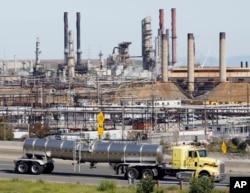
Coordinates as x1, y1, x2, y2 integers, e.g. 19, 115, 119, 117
14, 138, 166, 180
14, 138, 226, 182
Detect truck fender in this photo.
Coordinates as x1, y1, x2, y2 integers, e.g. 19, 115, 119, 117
152, 168, 158, 177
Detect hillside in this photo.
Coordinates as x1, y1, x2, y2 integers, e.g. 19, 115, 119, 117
114, 82, 188, 102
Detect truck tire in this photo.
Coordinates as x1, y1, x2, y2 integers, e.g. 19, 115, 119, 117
30, 162, 44, 175
16, 162, 28, 174
126, 167, 139, 179
142, 169, 154, 179
199, 172, 210, 178
43, 163, 54, 174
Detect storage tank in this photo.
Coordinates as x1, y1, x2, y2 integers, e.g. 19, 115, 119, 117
23, 138, 164, 164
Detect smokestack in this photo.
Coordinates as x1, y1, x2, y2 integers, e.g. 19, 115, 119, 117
76, 12, 82, 65
162, 34, 168, 83
64, 12, 69, 65
166, 29, 170, 66
171, 8, 177, 66
219, 32, 226, 82
188, 33, 195, 95
159, 9, 164, 35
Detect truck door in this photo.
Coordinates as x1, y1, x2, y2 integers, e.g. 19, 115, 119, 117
187, 151, 198, 169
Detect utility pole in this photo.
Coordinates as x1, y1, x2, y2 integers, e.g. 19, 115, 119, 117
122, 105, 125, 141
204, 96, 207, 139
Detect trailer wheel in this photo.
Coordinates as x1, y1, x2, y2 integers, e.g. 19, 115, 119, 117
142, 169, 154, 179
43, 163, 54, 174
30, 162, 44, 175
126, 167, 139, 179
16, 162, 28, 174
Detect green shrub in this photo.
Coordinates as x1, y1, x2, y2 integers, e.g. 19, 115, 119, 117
189, 177, 214, 193
225, 141, 237, 153
97, 180, 117, 193
136, 177, 155, 193
238, 141, 247, 151
167, 185, 178, 191
155, 188, 164, 193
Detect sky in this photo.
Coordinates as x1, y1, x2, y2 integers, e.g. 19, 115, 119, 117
0, 0, 250, 64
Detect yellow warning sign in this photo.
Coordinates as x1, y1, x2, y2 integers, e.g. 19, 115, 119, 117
221, 141, 227, 154
97, 111, 104, 124
98, 127, 104, 136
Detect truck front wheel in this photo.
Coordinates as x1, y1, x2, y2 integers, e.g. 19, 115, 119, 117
30, 162, 44, 175
199, 172, 210, 178
16, 162, 28, 174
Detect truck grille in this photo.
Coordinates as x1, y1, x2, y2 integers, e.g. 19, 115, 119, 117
220, 163, 225, 173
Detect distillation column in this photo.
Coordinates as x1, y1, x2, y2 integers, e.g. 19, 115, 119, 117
141, 16, 153, 70
68, 30, 75, 78
34, 37, 42, 75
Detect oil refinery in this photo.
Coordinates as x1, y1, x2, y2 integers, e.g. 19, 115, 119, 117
0, 9, 250, 142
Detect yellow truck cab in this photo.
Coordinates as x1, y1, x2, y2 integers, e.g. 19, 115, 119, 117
166, 145, 226, 182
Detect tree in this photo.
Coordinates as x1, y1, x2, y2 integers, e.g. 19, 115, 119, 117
231, 137, 241, 146
0, 117, 14, 141
29, 122, 51, 138
238, 141, 247, 151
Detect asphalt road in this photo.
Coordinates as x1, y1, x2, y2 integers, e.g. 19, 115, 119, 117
0, 158, 231, 189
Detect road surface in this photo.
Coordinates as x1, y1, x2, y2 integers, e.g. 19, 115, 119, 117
0, 158, 231, 189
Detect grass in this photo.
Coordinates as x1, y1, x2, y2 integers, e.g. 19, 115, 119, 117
0, 179, 136, 193
0, 179, 229, 193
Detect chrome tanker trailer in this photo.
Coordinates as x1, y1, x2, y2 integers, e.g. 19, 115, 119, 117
14, 138, 166, 180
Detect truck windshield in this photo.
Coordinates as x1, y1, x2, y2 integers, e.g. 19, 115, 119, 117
198, 149, 207, 157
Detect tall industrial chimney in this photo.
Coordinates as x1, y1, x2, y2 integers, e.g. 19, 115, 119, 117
162, 34, 168, 83
64, 12, 69, 65
171, 8, 177, 66
76, 12, 82, 65
188, 33, 195, 96
159, 9, 164, 35
219, 32, 226, 82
